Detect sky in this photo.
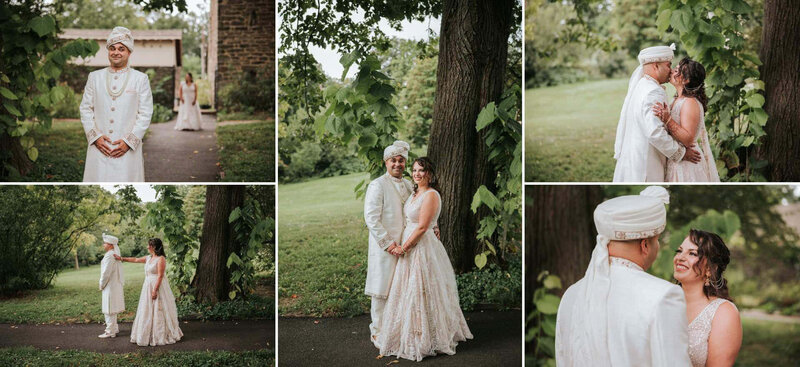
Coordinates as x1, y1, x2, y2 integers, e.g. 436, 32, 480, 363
100, 184, 157, 202
278, 10, 441, 79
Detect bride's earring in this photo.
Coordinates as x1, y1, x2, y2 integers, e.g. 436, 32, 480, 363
704, 277, 710, 287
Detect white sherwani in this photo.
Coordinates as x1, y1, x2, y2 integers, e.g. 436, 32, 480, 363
364, 173, 412, 340
80, 67, 153, 182
613, 76, 685, 182
99, 250, 125, 315
556, 257, 691, 367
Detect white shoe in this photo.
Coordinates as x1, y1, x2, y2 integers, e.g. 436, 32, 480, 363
98, 332, 116, 338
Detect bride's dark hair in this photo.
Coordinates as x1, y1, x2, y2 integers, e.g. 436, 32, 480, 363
684, 229, 732, 301
676, 57, 708, 111
411, 157, 440, 194
148, 238, 166, 257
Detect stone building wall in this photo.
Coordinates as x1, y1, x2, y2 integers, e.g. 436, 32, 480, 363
214, 0, 275, 111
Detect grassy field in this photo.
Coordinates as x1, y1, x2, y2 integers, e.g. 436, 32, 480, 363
217, 120, 276, 182
0, 262, 157, 324
0, 347, 274, 366
524, 78, 679, 182
21, 120, 86, 182
278, 172, 371, 317
0, 262, 274, 324
737, 317, 800, 366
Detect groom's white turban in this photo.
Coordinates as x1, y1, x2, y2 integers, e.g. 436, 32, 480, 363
107, 26, 134, 52
565, 186, 670, 363
103, 233, 121, 256
383, 140, 410, 161
637, 43, 676, 65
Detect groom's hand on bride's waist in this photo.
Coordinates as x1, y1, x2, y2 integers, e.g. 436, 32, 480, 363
683, 145, 702, 164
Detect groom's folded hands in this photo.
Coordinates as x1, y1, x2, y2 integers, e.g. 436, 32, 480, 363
109, 140, 130, 158
94, 135, 114, 157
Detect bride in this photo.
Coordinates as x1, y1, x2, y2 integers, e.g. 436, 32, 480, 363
376, 157, 473, 361
115, 238, 183, 346
673, 229, 741, 366
174, 72, 202, 131
654, 57, 720, 182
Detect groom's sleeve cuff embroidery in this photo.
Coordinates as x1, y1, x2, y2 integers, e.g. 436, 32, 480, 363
86, 127, 102, 145
378, 236, 393, 250
669, 145, 686, 162
123, 132, 142, 151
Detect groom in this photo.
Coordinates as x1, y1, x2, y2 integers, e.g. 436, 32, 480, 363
556, 186, 691, 366
364, 140, 413, 346
80, 26, 153, 182
612, 43, 701, 182
98, 233, 125, 338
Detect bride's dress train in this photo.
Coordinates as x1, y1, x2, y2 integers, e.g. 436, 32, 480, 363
377, 190, 473, 361
129, 255, 183, 346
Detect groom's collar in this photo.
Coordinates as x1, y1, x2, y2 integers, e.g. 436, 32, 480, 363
385, 172, 404, 183
609, 256, 644, 272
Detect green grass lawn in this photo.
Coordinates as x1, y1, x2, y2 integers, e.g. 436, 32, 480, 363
217, 120, 276, 182
736, 317, 800, 366
21, 120, 86, 182
0, 347, 274, 366
0, 262, 154, 324
278, 172, 371, 317
524, 79, 679, 182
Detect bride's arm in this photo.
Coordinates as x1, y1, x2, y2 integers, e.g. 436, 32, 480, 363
400, 193, 439, 253
706, 302, 742, 367
116, 255, 147, 263
658, 100, 701, 147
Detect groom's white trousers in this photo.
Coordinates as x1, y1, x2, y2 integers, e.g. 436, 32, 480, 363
370, 296, 386, 341
104, 313, 119, 334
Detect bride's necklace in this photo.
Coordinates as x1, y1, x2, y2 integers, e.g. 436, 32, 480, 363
105, 66, 131, 98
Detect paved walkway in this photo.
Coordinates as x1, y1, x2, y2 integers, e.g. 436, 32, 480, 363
143, 114, 220, 182
278, 310, 521, 366
0, 320, 274, 353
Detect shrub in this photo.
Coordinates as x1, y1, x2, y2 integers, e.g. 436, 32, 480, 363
151, 103, 174, 123
51, 83, 80, 119
456, 255, 522, 311
218, 67, 275, 114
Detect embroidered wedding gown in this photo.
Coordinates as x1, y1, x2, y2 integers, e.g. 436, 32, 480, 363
377, 189, 473, 361
688, 298, 737, 367
130, 255, 183, 346
174, 82, 202, 131
665, 97, 720, 182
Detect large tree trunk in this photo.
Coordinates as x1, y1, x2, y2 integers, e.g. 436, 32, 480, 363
191, 185, 245, 304
526, 185, 601, 301
758, 0, 800, 181
0, 133, 33, 177
428, 0, 514, 273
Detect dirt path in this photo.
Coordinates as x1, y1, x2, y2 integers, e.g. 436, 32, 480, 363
0, 320, 274, 353
278, 310, 521, 366
142, 114, 220, 182
741, 309, 800, 324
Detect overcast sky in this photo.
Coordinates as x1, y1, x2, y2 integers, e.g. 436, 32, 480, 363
277, 11, 440, 79
100, 184, 157, 202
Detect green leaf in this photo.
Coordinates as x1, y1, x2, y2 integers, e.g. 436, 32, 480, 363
746, 94, 764, 108
474, 252, 487, 269
228, 207, 241, 223
750, 108, 768, 126
535, 294, 561, 315
670, 8, 693, 33
722, 0, 752, 14
657, 9, 672, 32
228, 290, 236, 300
3, 102, 21, 117
542, 316, 557, 337
0, 87, 18, 100
476, 102, 496, 131
28, 15, 56, 37
543, 275, 562, 290
357, 131, 378, 147
339, 50, 359, 80
27, 147, 38, 161
725, 70, 744, 87
741, 52, 762, 66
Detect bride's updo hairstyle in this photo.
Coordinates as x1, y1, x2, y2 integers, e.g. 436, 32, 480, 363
676, 57, 708, 111
687, 229, 732, 301
412, 157, 440, 194
148, 238, 166, 257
